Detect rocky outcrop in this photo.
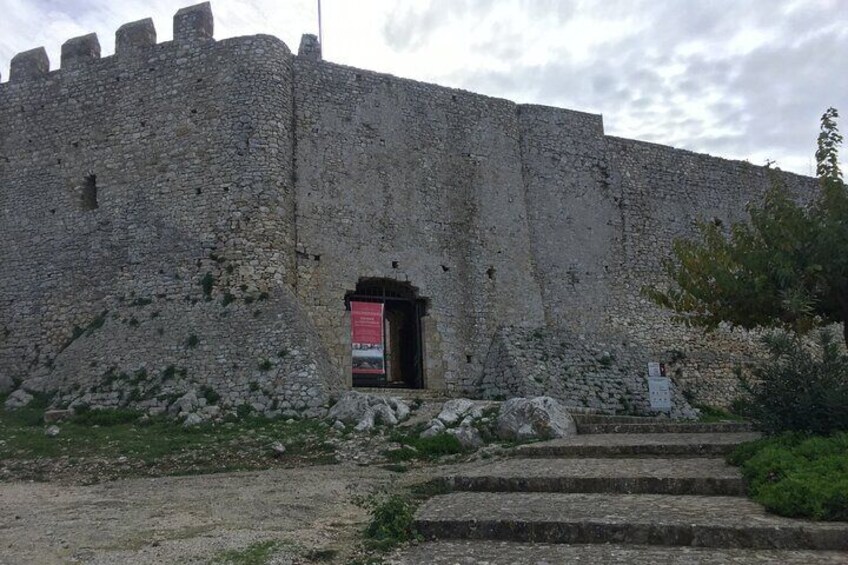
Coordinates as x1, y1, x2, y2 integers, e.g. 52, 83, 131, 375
495, 396, 577, 441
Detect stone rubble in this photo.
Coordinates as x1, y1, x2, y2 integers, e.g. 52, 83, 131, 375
326, 391, 410, 432
4, 389, 33, 410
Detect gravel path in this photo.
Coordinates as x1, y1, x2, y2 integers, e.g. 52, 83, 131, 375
0, 464, 402, 564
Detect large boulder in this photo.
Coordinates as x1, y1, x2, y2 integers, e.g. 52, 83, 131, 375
4, 389, 34, 411
496, 396, 576, 441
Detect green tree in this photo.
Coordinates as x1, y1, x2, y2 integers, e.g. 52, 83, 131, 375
644, 108, 848, 347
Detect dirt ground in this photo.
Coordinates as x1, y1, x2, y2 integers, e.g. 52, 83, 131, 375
0, 463, 414, 564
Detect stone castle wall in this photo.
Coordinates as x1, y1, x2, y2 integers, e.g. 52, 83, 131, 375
0, 3, 820, 415
0, 4, 339, 417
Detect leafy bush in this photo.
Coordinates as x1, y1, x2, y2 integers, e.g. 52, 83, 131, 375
741, 330, 848, 435
363, 494, 417, 550
728, 433, 848, 520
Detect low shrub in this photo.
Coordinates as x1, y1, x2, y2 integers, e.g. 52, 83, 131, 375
71, 407, 142, 427
363, 494, 417, 550
728, 433, 848, 520
740, 330, 848, 435
385, 431, 466, 462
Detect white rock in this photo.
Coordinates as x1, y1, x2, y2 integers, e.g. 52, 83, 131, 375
44, 425, 60, 437
170, 391, 199, 415
437, 398, 475, 425
496, 396, 576, 441
182, 413, 203, 427
354, 409, 375, 432
328, 391, 408, 428
4, 389, 33, 410
327, 391, 371, 425
372, 403, 398, 426
270, 441, 286, 456
448, 424, 484, 449
332, 420, 346, 431
420, 418, 446, 438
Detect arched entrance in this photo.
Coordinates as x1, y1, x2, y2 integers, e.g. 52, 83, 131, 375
345, 279, 426, 389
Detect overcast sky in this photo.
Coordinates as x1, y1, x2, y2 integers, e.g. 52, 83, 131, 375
1, 0, 845, 176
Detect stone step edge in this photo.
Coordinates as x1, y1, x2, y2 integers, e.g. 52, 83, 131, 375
413, 517, 848, 551
577, 422, 755, 434
512, 442, 743, 459
391, 540, 848, 565
429, 475, 746, 496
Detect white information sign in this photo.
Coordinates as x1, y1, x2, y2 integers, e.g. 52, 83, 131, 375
647, 362, 671, 412
647, 362, 663, 379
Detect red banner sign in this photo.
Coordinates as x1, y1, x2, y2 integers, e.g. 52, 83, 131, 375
351, 301, 385, 375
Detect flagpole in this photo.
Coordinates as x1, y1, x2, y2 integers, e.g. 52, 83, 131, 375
318, 0, 323, 47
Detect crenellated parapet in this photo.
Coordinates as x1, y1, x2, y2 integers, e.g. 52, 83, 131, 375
2, 2, 220, 84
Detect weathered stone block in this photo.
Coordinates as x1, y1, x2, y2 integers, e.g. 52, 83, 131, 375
174, 2, 213, 45
116, 18, 156, 56
61, 33, 100, 70
298, 34, 321, 61
9, 47, 49, 82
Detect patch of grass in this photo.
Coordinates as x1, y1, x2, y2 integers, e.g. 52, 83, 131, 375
130, 297, 153, 307
694, 404, 747, 423
304, 548, 338, 561
385, 431, 466, 462
185, 334, 199, 348
212, 540, 283, 565
0, 406, 336, 477
221, 292, 235, 307
728, 433, 848, 521
258, 359, 273, 371
381, 463, 408, 473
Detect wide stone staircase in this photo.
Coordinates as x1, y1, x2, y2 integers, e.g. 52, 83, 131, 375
395, 417, 848, 564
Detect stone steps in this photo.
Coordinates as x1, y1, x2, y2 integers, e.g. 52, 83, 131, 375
413, 492, 848, 550
391, 540, 848, 564
433, 457, 746, 496
576, 421, 754, 434
513, 432, 761, 458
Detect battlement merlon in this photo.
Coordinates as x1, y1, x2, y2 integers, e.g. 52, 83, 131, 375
298, 34, 322, 61
116, 18, 157, 57
174, 2, 214, 46
61, 34, 101, 70
9, 47, 49, 82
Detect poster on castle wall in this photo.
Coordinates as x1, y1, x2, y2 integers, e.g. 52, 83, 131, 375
351, 301, 385, 375
647, 362, 672, 412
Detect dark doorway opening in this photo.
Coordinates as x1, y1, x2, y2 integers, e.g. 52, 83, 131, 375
345, 279, 426, 389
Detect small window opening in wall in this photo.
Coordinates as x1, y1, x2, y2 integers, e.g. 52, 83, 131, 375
441, 265, 450, 272
392, 260, 399, 269
486, 266, 496, 280
466, 355, 473, 364
81, 174, 98, 210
